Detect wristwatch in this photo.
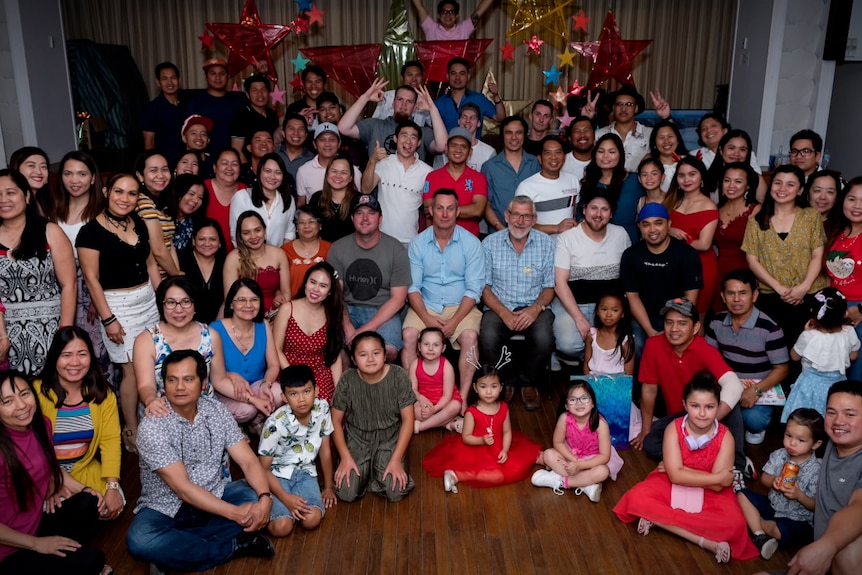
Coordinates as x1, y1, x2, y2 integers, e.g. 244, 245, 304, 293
106, 481, 120, 491
753, 387, 763, 398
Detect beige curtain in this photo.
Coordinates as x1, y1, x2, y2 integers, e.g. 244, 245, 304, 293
62, 0, 735, 110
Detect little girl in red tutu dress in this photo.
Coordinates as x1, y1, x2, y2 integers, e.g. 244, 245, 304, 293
613, 372, 759, 563
422, 359, 542, 492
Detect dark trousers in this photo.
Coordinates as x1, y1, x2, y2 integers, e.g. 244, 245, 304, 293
479, 308, 555, 388
643, 403, 746, 471
0, 491, 104, 575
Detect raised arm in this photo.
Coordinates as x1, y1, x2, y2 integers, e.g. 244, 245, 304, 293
416, 85, 448, 154
411, 0, 430, 22
338, 78, 389, 140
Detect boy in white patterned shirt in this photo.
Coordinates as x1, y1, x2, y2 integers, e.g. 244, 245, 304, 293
258, 364, 335, 537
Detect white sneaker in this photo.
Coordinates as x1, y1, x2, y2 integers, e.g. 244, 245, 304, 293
531, 469, 564, 495
745, 430, 766, 445
575, 483, 602, 503
550, 353, 562, 372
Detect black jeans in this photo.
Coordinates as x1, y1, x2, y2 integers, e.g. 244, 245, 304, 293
643, 403, 746, 471
479, 308, 555, 388
0, 491, 104, 575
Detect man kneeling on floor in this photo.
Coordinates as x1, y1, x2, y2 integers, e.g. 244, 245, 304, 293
127, 350, 274, 573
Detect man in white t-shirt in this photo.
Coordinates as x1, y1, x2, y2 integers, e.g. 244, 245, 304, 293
361, 120, 432, 245
560, 116, 595, 183
295, 123, 362, 205
552, 188, 631, 358
514, 136, 579, 235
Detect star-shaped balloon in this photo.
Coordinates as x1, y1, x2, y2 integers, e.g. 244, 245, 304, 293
270, 83, 286, 105
414, 39, 493, 82
570, 12, 652, 90
568, 79, 583, 96
306, 4, 325, 26
507, 0, 574, 41
288, 73, 303, 92
524, 35, 544, 55
295, 0, 313, 11
291, 54, 310, 72
300, 45, 382, 98
549, 86, 567, 105
198, 29, 215, 50
558, 110, 574, 128
557, 48, 575, 68
206, 0, 292, 83
500, 40, 516, 61
543, 65, 561, 85
572, 9, 590, 32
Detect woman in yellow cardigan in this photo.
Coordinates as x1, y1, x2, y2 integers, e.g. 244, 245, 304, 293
36, 326, 124, 520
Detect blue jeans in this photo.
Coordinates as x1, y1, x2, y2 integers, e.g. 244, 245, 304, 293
127, 480, 257, 572
348, 304, 404, 351
742, 404, 773, 433
270, 470, 325, 520
551, 299, 595, 358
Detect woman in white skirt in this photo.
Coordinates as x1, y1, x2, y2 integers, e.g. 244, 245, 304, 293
77, 173, 161, 453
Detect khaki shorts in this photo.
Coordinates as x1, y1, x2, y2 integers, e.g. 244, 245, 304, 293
402, 305, 482, 350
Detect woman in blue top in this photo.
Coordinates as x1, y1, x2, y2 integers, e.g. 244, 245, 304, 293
210, 278, 281, 424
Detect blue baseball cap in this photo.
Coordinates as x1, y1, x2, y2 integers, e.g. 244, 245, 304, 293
637, 202, 669, 222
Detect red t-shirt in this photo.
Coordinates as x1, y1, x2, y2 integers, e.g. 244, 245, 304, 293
826, 234, 862, 301
422, 166, 488, 236
204, 179, 247, 252
638, 334, 732, 407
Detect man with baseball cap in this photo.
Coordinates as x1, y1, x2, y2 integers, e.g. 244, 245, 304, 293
620, 202, 702, 344
634, 297, 747, 489
421, 126, 488, 236
187, 57, 246, 151
295, 123, 361, 206
143, 61, 187, 162
181, 114, 214, 176
327, 194, 411, 363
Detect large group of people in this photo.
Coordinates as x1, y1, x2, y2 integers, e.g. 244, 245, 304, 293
2, 2, 862, 574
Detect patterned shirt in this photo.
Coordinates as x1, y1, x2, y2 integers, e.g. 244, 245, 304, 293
764, 448, 820, 523
482, 229, 555, 310
258, 398, 333, 480
136, 396, 244, 518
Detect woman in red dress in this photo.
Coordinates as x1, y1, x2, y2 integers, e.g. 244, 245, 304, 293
614, 372, 759, 563
664, 157, 718, 317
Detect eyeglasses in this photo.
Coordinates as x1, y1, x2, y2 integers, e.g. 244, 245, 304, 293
296, 219, 319, 226
164, 298, 193, 310
439, 9, 457, 15
789, 148, 815, 157
233, 297, 260, 306
614, 101, 636, 109
567, 396, 592, 405
507, 211, 535, 222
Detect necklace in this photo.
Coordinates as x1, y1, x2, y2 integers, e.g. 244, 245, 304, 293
838, 230, 861, 250
104, 210, 130, 231
229, 319, 254, 353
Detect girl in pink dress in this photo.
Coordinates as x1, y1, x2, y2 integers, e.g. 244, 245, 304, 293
531, 381, 624, 502
613, 372, 759, 563
422, 364, 542, 492
409, 327, 462, 433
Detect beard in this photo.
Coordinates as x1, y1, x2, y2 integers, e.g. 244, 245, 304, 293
393, 111, 410, 123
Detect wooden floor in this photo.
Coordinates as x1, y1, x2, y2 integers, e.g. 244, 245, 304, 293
96, 370, 797, 575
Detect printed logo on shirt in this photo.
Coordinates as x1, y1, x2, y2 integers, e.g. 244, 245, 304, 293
345, 258, 383, 301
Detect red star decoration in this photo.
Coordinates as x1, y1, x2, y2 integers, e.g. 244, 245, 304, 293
206, 0, 292, 83
570, 12, 652, 90
299, 45, 382, 98
568, 79, 583, 96
414, 39, 493, 82
500, 40, 516, 61
288, 73, 303, 92
198, 29, 215, 50
572, 10, 590, 32
292, 17, 309, 34
524, 35, 544, 55
306, 4, 325, 26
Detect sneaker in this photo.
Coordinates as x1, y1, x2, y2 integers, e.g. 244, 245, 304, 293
550, 353, 562, 372
575, 483, 602, 503
531, 469, 564, 495
752, 533, 778, 560
732, 469, 746, 493
745, 430, 766, 445
743, 456, 759, 480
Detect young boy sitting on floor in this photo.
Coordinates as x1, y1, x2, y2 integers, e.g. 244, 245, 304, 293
258, 364, 337, 536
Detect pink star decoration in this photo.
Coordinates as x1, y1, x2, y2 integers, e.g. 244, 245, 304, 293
270, 83, 286, 105
558, 110, 574, 128
568, 79, 583, 96
549, 86, 567, 105
524, 35, 544, 55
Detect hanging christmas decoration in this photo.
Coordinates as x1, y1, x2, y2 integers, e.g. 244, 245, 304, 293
306, 4, 325, 26
543, 65, 561, 85
507, 0, 573, 41
572, 10, 590, 33
299, 45, 383, 98
570, 12, 651, 89
414, 39, 493, 82
500, 40, 516, 62
198, 29, 215, 50
524, 35, 545, 55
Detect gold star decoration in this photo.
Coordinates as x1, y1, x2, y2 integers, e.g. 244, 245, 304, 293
557, 47, 575, 68
507, 0, 574, 41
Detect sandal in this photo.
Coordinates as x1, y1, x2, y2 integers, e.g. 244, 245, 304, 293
637, 518, 652, 536
699, 536, 731, 564
122, 427, 138, 454
446, 416, 464, 434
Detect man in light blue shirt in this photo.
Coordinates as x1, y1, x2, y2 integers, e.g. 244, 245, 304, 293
480, 196, 555, 410
403, 188, 485, 404
481, 116, 541, 233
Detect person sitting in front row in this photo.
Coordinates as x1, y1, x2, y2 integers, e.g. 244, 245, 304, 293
126, 350, 275, 574
258, 364, 336, 537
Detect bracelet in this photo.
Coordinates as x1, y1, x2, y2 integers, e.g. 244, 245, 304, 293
106, 481, 120, 491
257, 492, 272, 500
101, 315, 117, 327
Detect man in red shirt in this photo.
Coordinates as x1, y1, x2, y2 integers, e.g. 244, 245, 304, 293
633, 297, 747, 481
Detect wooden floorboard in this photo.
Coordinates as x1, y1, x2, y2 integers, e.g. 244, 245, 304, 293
96, 369, 798, 574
